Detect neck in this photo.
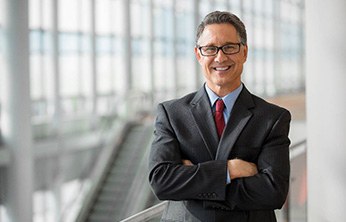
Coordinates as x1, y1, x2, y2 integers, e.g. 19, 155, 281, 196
207, 82, 241, 97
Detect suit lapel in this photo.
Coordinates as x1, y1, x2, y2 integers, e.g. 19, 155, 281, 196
190, 87, 219, 159
216, 87, 254, 160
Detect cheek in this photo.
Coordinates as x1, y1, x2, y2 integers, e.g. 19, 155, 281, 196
198, 59, 207, 69
238, 53, 248, 63
196, 55, 204, 65
232, 57, 246, 68
203, 63, 212, 74
201, 58, 213, 68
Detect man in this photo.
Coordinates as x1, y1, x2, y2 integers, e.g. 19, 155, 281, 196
149, 11, 291, 222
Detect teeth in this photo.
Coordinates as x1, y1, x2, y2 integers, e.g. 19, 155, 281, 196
215, 66, 229, 71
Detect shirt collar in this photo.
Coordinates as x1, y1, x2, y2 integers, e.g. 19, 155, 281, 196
204, 83, 243, 112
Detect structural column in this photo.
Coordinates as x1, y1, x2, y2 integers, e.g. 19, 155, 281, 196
148, 0, 155, 105
192, 0, 201, 89
306, 0, 346, 221
121, 0, 132, 116
90, 0, 98, 126
2, 0, 33, 221
122, 0, 132, 91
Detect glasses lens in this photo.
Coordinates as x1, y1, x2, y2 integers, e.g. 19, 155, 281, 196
199, 43, 240, 56
222, 44, 239, 54
201, 46, 217, 56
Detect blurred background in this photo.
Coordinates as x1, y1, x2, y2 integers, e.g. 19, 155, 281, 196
0, 0, 344, 222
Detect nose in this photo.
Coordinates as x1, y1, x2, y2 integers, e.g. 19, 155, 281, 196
214, 49, 228, 63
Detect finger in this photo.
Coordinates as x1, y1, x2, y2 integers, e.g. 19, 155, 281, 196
182, 159, 193, 166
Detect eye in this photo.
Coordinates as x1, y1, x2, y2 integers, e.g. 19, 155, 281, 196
203, 46, 217, 53
223, 44, 237, 52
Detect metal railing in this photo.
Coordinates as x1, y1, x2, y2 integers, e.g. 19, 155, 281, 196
121, 139, 307, 222
120, 201, 168, 222
283, 139, 307, 222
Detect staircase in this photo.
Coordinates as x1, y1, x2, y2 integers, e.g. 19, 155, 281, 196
82, 123, 155, 222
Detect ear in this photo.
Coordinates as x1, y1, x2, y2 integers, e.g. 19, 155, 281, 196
242, 44, 248, 62
194, 47, 203, 64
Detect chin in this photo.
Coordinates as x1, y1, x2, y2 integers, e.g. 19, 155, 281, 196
212, 77, 229, 85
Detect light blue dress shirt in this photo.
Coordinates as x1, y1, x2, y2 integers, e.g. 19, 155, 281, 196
204, 83, 243, 183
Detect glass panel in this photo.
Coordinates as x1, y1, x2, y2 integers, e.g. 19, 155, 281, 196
21, 0, 307, 221
33, 191, 56, 222
214, 0, 228, 11
97, 56, 114, 94
59, 0, 79, 32
131, 0, 151, 94
96, 0, 113, 34
42, 0, 53, 30
29, 0, 56, 135
175, 0, 195, 96
60, 55, 80, 97
30, 0, 41, 29
0, 0, 3, 146
264, 0, 273, 16
199, 0, 212, 18
229, 0, 242, 16
152, 0, 175, 99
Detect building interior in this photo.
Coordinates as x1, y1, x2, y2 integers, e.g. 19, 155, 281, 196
1, 0, 345, 222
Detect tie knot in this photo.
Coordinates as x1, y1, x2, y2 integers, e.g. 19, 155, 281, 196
215, 99, 224, 112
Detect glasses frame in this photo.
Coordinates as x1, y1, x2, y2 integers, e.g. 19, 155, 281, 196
197, 43, 242, 56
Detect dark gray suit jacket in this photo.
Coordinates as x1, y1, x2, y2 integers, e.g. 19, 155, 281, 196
149, 85, 291, 222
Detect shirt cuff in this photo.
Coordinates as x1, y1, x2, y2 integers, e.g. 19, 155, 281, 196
226, 167, 231, 184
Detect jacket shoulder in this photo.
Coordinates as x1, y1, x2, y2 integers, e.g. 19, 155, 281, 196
160, 91, 198, 108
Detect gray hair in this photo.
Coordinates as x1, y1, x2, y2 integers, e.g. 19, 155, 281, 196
196, 11, 247, 45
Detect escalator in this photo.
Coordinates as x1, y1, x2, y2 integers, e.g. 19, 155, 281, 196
79, 122, 157, 222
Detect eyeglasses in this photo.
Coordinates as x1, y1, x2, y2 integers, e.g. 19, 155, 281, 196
197, 43, 242, 56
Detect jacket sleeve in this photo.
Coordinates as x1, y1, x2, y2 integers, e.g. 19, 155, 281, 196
224, 109, 291, 210
148, 103, 228, 201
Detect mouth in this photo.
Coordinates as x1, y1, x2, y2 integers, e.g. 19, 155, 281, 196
213, 66, 231, 71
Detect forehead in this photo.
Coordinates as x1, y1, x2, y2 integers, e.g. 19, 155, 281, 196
198, 23, 239, 45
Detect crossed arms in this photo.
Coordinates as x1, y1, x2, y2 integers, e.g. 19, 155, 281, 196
183, 159, 257, 180
149, 103, 291, 211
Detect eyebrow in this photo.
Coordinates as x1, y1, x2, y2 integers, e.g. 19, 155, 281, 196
199, 42, 239, 47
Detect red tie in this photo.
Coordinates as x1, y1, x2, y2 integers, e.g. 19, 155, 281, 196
214, 99, 225, 138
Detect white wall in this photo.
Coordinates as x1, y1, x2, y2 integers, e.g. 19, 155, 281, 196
306, 0, 346, 221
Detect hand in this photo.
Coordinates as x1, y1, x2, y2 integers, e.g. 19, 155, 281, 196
227, 159, 258, 179
182, 159, 193, 166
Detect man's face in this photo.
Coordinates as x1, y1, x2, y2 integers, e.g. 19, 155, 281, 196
194, 23, 248, 95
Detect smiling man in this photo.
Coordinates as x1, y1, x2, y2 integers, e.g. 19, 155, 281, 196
149, 11, 291, 222
195, 22, 247, 97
